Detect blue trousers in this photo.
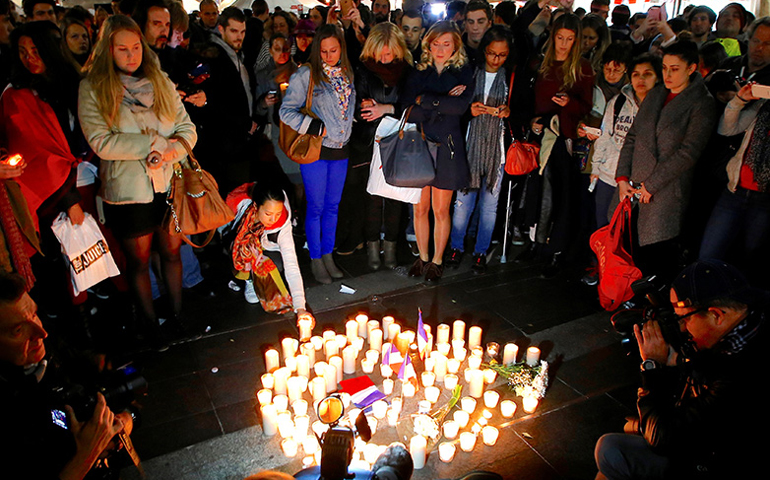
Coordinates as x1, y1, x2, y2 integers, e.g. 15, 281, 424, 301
595, 433, 671, 480
301, 159, 348, 259
450, 166, 504, 255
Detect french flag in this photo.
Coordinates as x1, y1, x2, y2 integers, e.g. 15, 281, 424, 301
382, 342, 403, 372
417, 309, 429, 360
338, 375, 386, 408
398, 355, 418, 387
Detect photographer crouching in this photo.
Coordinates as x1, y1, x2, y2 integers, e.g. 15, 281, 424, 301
595, 260, 768, 479
0, 273, 135, 479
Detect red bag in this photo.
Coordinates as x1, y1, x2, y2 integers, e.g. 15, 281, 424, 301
590, 198, 642, 311
503, 70, 540, 176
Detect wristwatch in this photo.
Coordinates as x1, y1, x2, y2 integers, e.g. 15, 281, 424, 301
640, 359, 660, 372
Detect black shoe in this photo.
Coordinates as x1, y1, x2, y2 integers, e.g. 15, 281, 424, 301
408, 241, 420, 257
408, 258, 426, 277
540, 252, 564, 279
167, 314, 203, 344
445, 249, 463, 269
471, 253, 487, 275
511, 226, 526, 246
515, 243, 538, 263
581, 268, 599, 286
424, 262, 444, 282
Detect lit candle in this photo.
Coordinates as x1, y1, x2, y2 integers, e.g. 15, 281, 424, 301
382, 378, 394, 395
298, 316, 313, 340
452, 319, 465, 341
311, 377, 326, 403
277, 411, 294, 438
391, 396, 403, 413
339, 392, 351, 408
256, 388, 272, 405
312, 420, 328, 437
437, 342, 451, 356
335, 334, 348, 350
281, 438, 298, 457
410, 436, 427, 469
6, 154, 22, 166
459, 432, 477, 452
503, 343, 518, 365
482, 426, 499, 446
279, 82, 289, 96
369, 328, 383, 352
443, 374, 458, 390
421, 371, 435, 387
523, 395, 539, 413
361, 358, 375, 373
323, 329, 336, 342
367, 320, 379, 340
461, 396, 477, 413
364, 443, 381, 465
468, 326, 482, 350
453, 410, 470, 428
366, 349, 379, 364
274, 367, 290, 395
273, 394, 289, 412
500, 399, 517, 418
526, 346, 541, 367
387, 408, 399, 426
381, 364, 393, 378
292, 399, 308, 416
342, 346, 357, 374
437, 323, 450, 344
313, 361, 328, 377
294, 414, 310, 441
468, 355, 482, 370
330, 355, 343, 382
424, 357, 435, 373
454, 347, 467, 362
443, 420, 459, 439
356, 314, 369, 338
402, 382, 416, 398
372, 400, 388, 419
417, 400, 431, 414
382, 316, 394, 338
484, 391, 500, 408
434, 352, 447, 382
282, 337, 298, 360
425, 386, 440, 404
469, 369, 484, 398
287, 376, 303, 402
438, 442, 456, 463
368, 416, 378, 435
295, 354, 310, 378
285, 356, 297, 373
311, 335, 324, 351
452, 338, 465, 354
265, 349, 280, 373
353, 337, 364, 352
395, 332, 411, 354
303, 435, 320, 455
324, 363, 337, 393
482, 409, 493, 420
261, 373, 274, 390
388, 323, 401, 342
484, 369, 497, 384
261, 403, 278, 436
325, 339, 339, 361
346, 320, 359, 344
447, 358, 461, 374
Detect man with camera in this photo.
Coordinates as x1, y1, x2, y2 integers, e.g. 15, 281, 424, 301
595, 260, 767, 479
0, 273, 131, 479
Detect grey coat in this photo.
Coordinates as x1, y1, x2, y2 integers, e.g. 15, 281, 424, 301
614, 74, 717, 246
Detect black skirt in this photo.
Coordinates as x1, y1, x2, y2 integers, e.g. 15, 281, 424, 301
103, 192, 169, 239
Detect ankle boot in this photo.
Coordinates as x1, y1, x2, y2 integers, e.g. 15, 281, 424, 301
311, 258, 332, 284
382, 240, 397, 269
322, 253, 344, 279
367, 241, 381, 270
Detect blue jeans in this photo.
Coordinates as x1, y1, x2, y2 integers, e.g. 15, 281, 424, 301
301, 159, 348, 259
450, 165, 504, 255
150, 242, 204, 300
595, 433, 671, 480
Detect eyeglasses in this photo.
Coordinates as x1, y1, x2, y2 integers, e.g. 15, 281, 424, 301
604, 66, 627, 76
485, 50, 509, 61
676, 308, 707, 324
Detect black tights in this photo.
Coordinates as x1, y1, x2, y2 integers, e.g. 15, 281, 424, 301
121, 229, 182, 323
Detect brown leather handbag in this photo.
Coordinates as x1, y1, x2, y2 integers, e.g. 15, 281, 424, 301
163, 137, 235, 247
279, 71, 323, 164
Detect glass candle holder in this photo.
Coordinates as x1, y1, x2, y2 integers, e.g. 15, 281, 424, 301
443, 373, 459, 390
372, 400, 388, 419
281, 438, 298, 457
484, 391, 500, 408
442, 420, 459, 439
500, 399, 517, 418
453, 410, 470, 428
461, 396, 477, 413
438, 442, 456, 463
482, 426, 499, 446
421, 371, 436, 387
425, 386, 440, 404
523, 395, 539, 413
256, 389, 272, 405
292, 399, 308, 416
273, 394, 289, 412
383, 378, 394, 395
459, 432, 477, 452
402, 382, 416, 398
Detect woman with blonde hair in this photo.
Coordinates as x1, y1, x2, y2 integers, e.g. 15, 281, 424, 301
581, 13, 611, 73
337, 22, 413, 269
400, 21, 474, 282
78, 14, 198, 349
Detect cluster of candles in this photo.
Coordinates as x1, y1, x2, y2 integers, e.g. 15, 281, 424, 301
257, 314, 543, 469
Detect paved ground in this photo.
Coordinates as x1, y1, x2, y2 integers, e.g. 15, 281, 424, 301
118, 242, 641, 480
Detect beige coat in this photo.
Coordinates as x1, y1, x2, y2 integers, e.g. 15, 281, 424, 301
78, 77, 197, 204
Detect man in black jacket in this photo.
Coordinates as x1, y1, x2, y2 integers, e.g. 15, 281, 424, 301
721, 16, 770, 85
594, 260, 768, 479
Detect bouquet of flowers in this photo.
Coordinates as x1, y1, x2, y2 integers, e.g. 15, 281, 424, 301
396, 385, 462, 451
485, 361, 549, 400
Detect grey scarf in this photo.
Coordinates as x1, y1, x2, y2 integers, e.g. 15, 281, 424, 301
466, 68, 506, 192
211, 35, 253, 116
744, 100, 770, 192
120, 74, 154, 113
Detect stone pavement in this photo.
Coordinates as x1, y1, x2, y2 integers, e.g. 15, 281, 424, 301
121, 245, 641, 480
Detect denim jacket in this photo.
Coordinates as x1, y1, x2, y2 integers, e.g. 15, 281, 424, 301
279, 65, 355, 149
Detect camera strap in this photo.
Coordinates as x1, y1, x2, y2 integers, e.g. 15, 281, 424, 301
117, 430, 144, 476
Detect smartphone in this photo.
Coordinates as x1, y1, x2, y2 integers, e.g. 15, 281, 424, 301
555, 92, 567, 98
583, 126, 602, 137
751, 84, 770, 99
51, 409, 68, 430
647, 7, 661, 22
340, 0, 354, 18
268, 89, 277, 96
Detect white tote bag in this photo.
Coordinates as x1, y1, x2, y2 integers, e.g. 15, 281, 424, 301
367, 116, 423, 205
51, 212, 120, 295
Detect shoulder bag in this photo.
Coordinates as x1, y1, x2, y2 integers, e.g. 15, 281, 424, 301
504, 70, 541, 176
379, 105, 439, 188
279, 71, 323, 164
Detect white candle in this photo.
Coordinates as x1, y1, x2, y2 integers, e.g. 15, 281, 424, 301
322, 330, 336, 342
324, 339, 339, 361
346, 320, 359, 344
364, 443, 381, 465
303, 435, 320, 455
461, 396, 477, 413
459, 432, 476, 452
353, 337, 364, 353
274, 367, 290, 395
437, 342, 451, 356
265, 349, 280, 373
296, 354, 310, 378
261, 373, 274, 390
256, 388, 272, 405
410, 436, 427, 469
361, 358, 375, 373
468, 355, 482, 370
437, 323, 451, 344
438, 442, 456, 463
369, 328, 383, 352
298, 317, 313, 340
324, 363, 337, 393
482, 426, 499, 446
484, 390, 500, 408
500, 399, 517, 418
391, 396, 403, 413
287, 376, 303, 402
434, 353, 447, 382
443, 374, 458, 390
294, 414, 310, 441
285, 355, 297, 373
313, 361, 328, 377
453, 410, 470, 428
447, 358, 461, 374
330, 355, 343, 382
443, 420, 460, 439
402, 382, 416, 397
372, 400, 388, 419
425, 385, 441, 404
368, 416, 378, 435
482, 409, 493, 419
342, 346, 357, 374
381, 364, 393, 378
503, 343, 518, 365
311, 335, 324, 351
282, 337, 298, 360
382, 316, 394, 339
312, 420, 328, 437
424, 357, 435, 373
451, 338, 465, 354
421, 371, 435, 387
281, 438, 298, 457
523, 395, 539, 413
366, 349, 379, 364
335, 334, 348, 350
526, 346, 541, 367
311, 377, 327, 403
454, 347, 467, 362
387, 323, 401, 342
387, 408, 399, 426
382, 378, 394, 395
273, 394, 289, 412
418, 400, 431, 414
339, 392, 351, 408
367, 320, 379, 340
469, 369, 484, 398
356, 314, 369, 338
261, 404, 278, 436
292, 399, 308, 416
277, 411, 294, 438
468, 326, 482, 350
452, 319, 466, 341
484, 369, 497, 384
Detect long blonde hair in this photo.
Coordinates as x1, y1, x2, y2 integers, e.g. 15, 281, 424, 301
84, 15, 176, 128
360, 22, 413, 65
417, 21, 467, 71
539, 13, 584, 91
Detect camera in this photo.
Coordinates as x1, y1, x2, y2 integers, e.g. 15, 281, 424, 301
610, 276, 695, 358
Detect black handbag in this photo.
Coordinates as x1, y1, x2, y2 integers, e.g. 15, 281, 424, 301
379, 106, 439, 188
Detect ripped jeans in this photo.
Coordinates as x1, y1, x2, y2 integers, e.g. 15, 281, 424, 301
450, 164, 504, 255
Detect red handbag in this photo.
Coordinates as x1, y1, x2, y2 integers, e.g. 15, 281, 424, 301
590, 198, 642, 311
503, 70, 540, 176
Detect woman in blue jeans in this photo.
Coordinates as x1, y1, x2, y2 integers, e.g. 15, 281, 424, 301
280, 24, 355, 284
446, 27, 512, 275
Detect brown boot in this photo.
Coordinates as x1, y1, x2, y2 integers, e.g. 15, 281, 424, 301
382, 241, 397, 269
367, 241, 381, 270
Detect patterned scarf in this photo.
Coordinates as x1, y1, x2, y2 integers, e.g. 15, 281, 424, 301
466, 67, 507, 192
744, 100, 770, 192
232, 204, 293, 313
0, 181, 36, 290
322, 63, 352, 118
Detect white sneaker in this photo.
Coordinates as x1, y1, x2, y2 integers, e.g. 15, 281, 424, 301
244, 280, 259, 304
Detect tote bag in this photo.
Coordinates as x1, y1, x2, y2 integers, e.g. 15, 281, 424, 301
379, 106, 439, 188
367, 117, 423, 204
